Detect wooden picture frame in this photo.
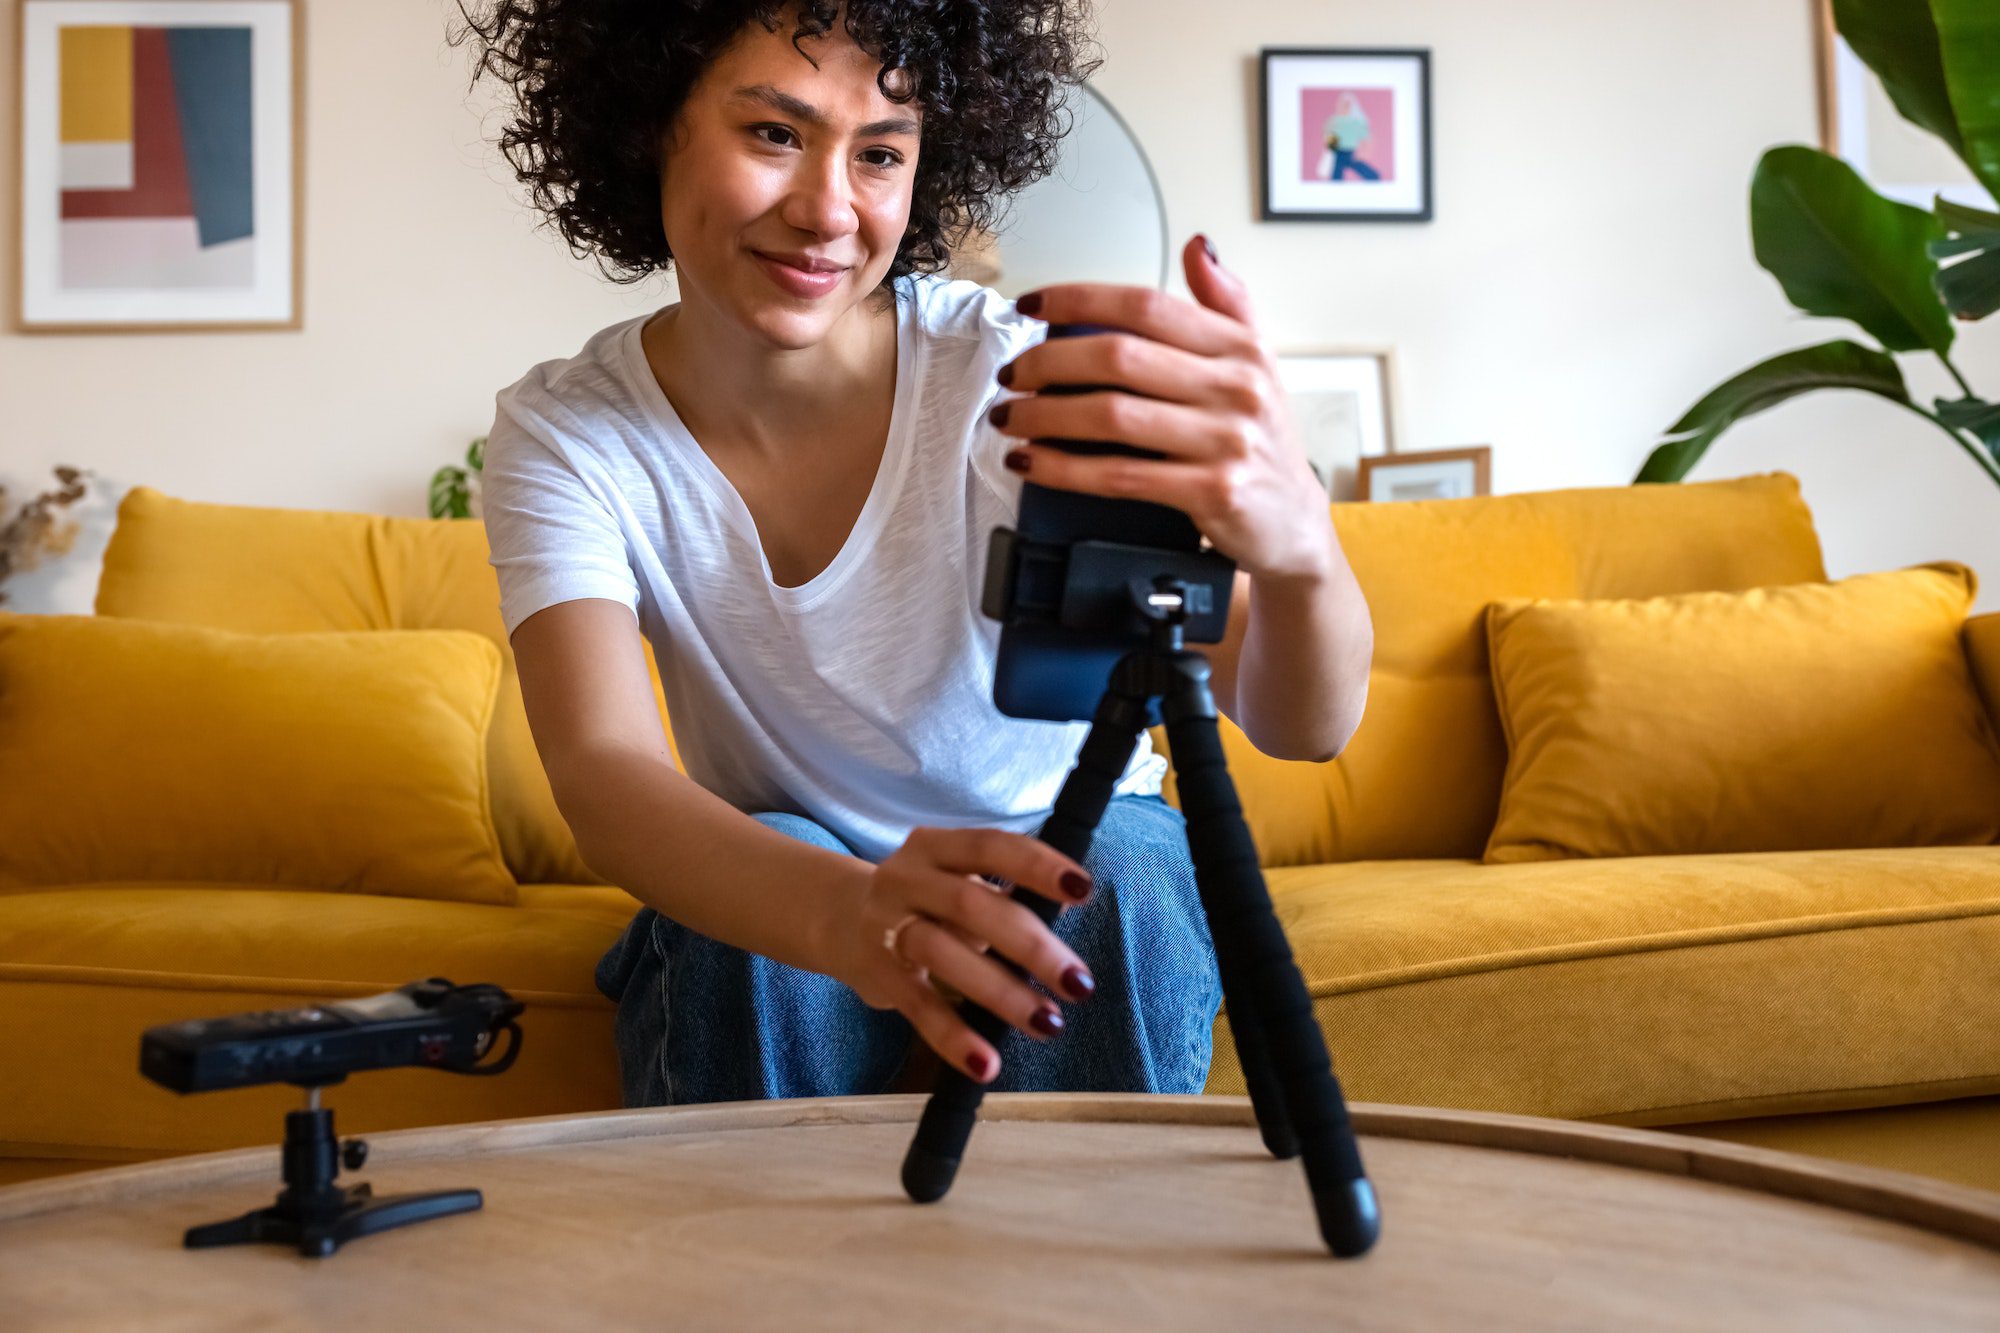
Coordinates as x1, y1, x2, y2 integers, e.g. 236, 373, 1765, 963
1355, 445, 1490, 502
12, 0, 305, 333
1258, 46, 1433, 222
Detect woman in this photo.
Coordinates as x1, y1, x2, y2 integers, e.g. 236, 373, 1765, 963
1325, 92, 1381, 182
451, 0, 1373, 1107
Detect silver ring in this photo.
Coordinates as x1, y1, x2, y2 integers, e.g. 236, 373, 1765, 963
882, 911, 926, 965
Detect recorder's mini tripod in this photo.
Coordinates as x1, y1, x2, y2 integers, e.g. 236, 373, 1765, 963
899, 539, 1380, 1257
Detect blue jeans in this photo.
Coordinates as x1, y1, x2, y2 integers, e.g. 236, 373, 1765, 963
592, 792, 1223, 1106
1332, 148, 1381, 181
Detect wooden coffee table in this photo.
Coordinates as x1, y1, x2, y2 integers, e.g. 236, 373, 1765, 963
3, 1093, 1996, 1329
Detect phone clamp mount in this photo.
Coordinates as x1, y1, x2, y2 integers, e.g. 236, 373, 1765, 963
915, 528, 1382, 1258
141, 977, 524, 1258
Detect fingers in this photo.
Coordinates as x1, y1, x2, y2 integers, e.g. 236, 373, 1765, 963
905, 865, 1096, 1007
1000, 329, 1262, 418
904, 826, 1093, 913
992, 387, 1240, 466
871, 827, 1105, 1085
891, 968, 1001, 1084
896, 913, 1070, 1046
1014, 283, 1255, 358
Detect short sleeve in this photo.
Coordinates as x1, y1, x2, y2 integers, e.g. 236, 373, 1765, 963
966, 288, 1048, 514
480, 396, 641, 638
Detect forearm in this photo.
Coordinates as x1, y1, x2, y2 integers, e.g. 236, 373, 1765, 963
555, 747, 869, 977
1235, 540, 1374, 763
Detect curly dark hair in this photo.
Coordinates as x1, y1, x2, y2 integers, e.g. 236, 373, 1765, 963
447, 0, 1104, 293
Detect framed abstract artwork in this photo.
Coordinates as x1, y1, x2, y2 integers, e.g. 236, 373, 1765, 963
1356, 445, 1490, 502
1259, 46, 1432, 222
13, 0, 303, 332
1274, 347, 1398, 502
1812, 0, 1987, 211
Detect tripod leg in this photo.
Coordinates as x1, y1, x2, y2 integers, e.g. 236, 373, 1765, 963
326, 1188, 483, 1252
1163, 673, 1381, 1258
901, 685, 1147, 1203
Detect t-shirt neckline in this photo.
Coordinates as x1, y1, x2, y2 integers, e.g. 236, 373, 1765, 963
619, 279, 921, 612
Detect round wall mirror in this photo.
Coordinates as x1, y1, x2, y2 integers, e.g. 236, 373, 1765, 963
948, 83, 1169, 295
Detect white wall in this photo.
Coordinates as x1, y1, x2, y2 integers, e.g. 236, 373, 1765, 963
4, 0, 1996, 614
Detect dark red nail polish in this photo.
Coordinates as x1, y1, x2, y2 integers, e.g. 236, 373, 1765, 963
997, 362, 1015, 387
1060, 869, 1093, 900
989, 402, 1010, 428
1029, 1007, 1064, 1037
1062, 965, 1095, 1001
1200, 234, 1218, 265
1015, 292, 1043, 316
1004, 449, 1031, 474
968, 1049, 995, 1080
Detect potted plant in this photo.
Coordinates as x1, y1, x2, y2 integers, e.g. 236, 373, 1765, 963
1638, 0, 1999, 492
429, 436, 485, 519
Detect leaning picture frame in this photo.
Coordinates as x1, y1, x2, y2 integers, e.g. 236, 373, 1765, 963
1258, 46, 1433, 222
1356, 445, 1490, 503
1274, 347, 1399, 502
12, 0, 305, 332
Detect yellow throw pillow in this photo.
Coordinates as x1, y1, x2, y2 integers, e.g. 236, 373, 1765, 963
1482, 562, 2000, 864
0, 614, 518, 904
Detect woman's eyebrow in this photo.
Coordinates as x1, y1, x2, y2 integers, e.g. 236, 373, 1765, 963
726, 83, 919, 138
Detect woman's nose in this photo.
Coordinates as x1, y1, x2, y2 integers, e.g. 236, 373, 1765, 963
783, 153, 861, 238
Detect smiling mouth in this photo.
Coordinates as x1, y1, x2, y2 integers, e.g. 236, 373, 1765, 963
756, 252, 847, 276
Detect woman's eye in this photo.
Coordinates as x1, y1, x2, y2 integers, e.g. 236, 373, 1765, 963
752, 125, 901, 170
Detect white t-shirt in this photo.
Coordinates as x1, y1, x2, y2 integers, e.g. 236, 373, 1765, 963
481, 271, 1167, 865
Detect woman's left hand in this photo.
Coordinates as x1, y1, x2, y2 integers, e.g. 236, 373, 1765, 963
988, 234, 1339, 587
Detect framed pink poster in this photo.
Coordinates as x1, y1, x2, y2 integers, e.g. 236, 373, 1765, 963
1260, 47, 1432, 223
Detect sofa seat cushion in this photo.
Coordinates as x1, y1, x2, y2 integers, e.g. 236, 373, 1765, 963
1202, 847, 2000, 1124
515, 883, 645, 926
0, 885, 629, 1158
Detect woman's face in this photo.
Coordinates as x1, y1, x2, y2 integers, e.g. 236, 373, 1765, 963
658, 16, 921, 349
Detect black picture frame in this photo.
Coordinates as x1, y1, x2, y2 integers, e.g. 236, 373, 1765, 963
1258, 46, 1433, 223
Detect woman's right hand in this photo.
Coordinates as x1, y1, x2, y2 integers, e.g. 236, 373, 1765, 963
829, 825, 1099, 1085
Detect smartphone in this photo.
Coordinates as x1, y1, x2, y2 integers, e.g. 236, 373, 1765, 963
986, 320, 1212, 724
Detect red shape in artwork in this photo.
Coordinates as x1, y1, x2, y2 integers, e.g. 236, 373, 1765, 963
62, 27, 194, 219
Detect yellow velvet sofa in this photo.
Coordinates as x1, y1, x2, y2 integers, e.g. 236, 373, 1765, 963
4, 471, 1997, 1193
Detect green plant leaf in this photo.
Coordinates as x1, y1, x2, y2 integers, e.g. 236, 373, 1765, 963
1635, 340, 1910, 483
1935, 395, 2000, 457
1833, 0, 1965, 157
1936, 245, 2000, 319
429, 466, 470, 520
467, 435, 486, 472
1932, 0, 2000, 203
1752, 146, 1953, 354
1931, 193, 2000, 319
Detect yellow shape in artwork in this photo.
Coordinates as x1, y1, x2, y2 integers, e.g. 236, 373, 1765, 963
60, 26, 135, 144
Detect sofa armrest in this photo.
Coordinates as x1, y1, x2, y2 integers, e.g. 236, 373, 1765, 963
1968, 611, 2000, 730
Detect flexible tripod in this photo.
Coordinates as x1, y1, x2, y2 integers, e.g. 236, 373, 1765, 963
899, 565, 1381, 1258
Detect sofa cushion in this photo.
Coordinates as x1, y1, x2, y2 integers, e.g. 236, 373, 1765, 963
92, 485, 682, 887
1483, 561, 2000, 862
1202, 846, 2000, 1122
1155, 472, 1829, 864
0, 614, 518, 905
1969, 611, 2000, 723
0, 885, 627, 1157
